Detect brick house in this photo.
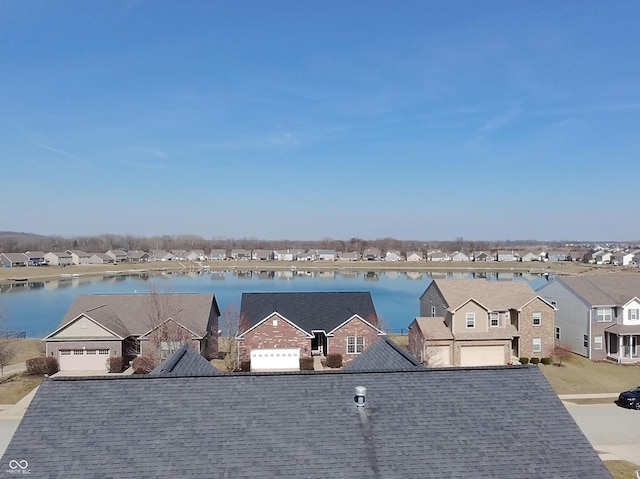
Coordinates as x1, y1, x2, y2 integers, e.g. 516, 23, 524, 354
45, 293, 220, 372
409, 279, 555, 366
238, 292, 385, 370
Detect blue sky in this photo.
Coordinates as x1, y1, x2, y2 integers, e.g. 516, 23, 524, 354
2, 1, 639, 241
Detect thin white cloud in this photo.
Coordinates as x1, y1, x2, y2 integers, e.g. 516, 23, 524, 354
34, 143, 77, 158
478, 109, 521, 133
130, 146, 170, 158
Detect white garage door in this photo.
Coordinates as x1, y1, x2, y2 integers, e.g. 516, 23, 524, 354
428, 345, 452, 367
250, 348, 300, 371
459, 345, 505, 366
58, 349, 110, 371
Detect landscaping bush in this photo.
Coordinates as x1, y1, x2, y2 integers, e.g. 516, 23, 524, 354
530, 357, 540, 365
300, 357, 314, 370
108, 356, 124, 373
26, 357, 59, 376
240, 360, 251, 372
131, 355, 157, 374
541, 357, 552, 366
326, 353, 342, 369
519, 357, 529, 365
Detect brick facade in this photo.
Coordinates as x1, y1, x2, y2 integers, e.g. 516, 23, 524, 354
328, 316, 382, 364
239, 313, 311, 362
518, 297, 555, 359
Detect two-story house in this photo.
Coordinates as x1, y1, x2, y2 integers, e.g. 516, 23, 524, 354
410, 279, 555, 366
536, 275, 640, 363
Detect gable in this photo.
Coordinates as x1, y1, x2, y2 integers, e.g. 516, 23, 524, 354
328, 314, 384, 336
48, 315, 120, 340
240, 312, 313, 339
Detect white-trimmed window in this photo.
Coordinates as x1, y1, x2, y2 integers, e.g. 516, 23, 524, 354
583, 335, 589, 348
532, 337, 542, 353
466, 313, 475, 328
594, 336, 603, 350
628, 309, 640, 321
595, 308, 613, 322
532, 312, 541, 327
489, 312, 499, 327
347, 336, 365, 354
431, 306, 436, 317
555, 327, 560, 340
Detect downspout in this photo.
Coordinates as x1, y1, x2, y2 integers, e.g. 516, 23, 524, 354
588, 309, 592, 360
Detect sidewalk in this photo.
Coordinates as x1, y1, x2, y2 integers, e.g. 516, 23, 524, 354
1, 362, 27, 378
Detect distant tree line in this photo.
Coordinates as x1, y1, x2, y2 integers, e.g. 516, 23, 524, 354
0, 231, 575, 255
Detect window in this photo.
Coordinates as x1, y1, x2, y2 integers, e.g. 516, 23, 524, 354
628, 309, 640, 321
489, 312, 499, 327
532, 312, 541, 327
347, 336, 365, 354
466, 313, 475, 328
583, 335, 589, 348
555, 327, 560, 341
595, 308, 613, 322
431, 306, 436, 317
532, 338, 542, 353
594, 336, 603, 350
160, 340, 183, 360
272, 319, 279, 326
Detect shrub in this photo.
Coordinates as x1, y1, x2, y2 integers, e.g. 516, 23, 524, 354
26, 357, 59, 376
530, 357, 540, 365
300, 357, 314, 371
519, 357, 529, 365
131, 355, 157, 374
326, 353, 342, 369
240, 360, 251, 372
541, 357, 552, 366
108, 356, 124, 373
45, 357, 59, 375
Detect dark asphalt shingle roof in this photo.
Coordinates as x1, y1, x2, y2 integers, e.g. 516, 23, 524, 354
342, 337, 425, 372
240, 292, 378, 333
150, 344, 221, 377
0, 366, 610, 478
554, 275, 640, 306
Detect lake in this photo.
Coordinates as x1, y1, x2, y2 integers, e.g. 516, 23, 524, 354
0, 269, 549, 338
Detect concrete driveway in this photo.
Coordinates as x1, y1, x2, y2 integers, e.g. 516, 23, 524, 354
564, 400, 640, 467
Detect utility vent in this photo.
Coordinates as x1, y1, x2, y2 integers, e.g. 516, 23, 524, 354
354, 386, 367, 408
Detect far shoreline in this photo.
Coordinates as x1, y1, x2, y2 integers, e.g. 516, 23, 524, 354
0, 259, 629, 284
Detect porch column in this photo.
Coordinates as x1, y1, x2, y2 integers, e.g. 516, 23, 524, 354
618, 335, 623, 363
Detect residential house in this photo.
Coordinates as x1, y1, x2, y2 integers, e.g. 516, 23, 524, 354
362, 248, 380, 261
520, 251, 541, 262
24, 251, 46, 266
66, 250, 92, 265
315, 249, 336, 261
450, 251, 469, 262
185, 250, 206, 261
546, 250, 570, 262
88, 253, 115, 264
209, 249, 227, 261
238, 292, 385, 370
495, 250, 516, 262
342, 336, 425, 372
44, 251, 73, 266
384, 250, 402, 262
170, 250, 187, 260
609, 252, 627, 266
252, 249, 273, 261
230, 249, 251, 260
472, 251, 490, 261
127, 250, 149, 263
1, 364, 611, 478
296, 251, 314, 261
44, 293, 220, 371
337, 251, 359, 261
428, 251, 449, 262
537, 275, 640, 363
406, 251, 424, 262
622, 252, 637, 266
415, 279, 555, 366
0, 252, 27, 268
149, 250, 173, 262
149, 343, 221, 377
105, 249, 128, 263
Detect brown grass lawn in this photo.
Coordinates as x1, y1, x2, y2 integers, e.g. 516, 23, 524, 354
539, 352, 640, 395
387, 333, 408, 348
604, 460, 640, 479
0, 373, 44, 404
5, 338, 45, 364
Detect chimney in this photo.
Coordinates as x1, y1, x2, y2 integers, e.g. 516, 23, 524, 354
354, 386, 367, 408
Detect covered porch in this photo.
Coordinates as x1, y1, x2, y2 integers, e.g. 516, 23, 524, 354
605, 324, 640, 364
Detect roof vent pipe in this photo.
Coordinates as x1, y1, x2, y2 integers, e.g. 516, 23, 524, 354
354, 386, 367, 408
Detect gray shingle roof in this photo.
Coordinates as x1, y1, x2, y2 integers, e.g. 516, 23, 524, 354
240, 292, 378, 333
342, 337, 425, 372
0, 366, 610, 478
150, 344, 220, 377
556, 275, 640, 306
54, 293, 220, 338
428, 279, 540, 311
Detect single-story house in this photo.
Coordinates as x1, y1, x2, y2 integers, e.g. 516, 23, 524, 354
252, 249, 273, 261
24, 251, 46, 266
44, 293, 220, 371
0, 363, 612, 478
238, 292, 385, 370
67, 250, 92, 265
209, 249, 227, 260
495, 250, 516, 262
106, 249, 128, 263
230, 249, 251, 260
450, 251, 469, 262
89, 253, 116, 264
520, 251, 541, 262
337, 251, 359, 261
406, 251, 424, 262
315, 249, 336, 261
149, 250, 173, 261
428, 251, 449, 262
0, 252, 28, 268
186, 250, 207, 261
362, 248, 381, 261
127, 250, 149, 263
385, 250, 402, 262
472, 251, 490, 261
44, 251, 73, 266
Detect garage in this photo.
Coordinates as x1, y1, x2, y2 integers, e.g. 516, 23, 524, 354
459, 345, 505, 366
428, 345, 452, 367
250, 348, 300, 371
58, 349, 110, 371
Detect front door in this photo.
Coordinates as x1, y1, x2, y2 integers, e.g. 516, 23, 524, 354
311, 332, 327, 356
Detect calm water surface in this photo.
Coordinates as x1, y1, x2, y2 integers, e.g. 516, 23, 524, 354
0, 269, 548, 338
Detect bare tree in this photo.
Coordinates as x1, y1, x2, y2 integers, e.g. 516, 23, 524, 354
219, 304, 248, 372
553, 342, 572, 367
407, 330, 441, 367
0, 304, 17, 376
